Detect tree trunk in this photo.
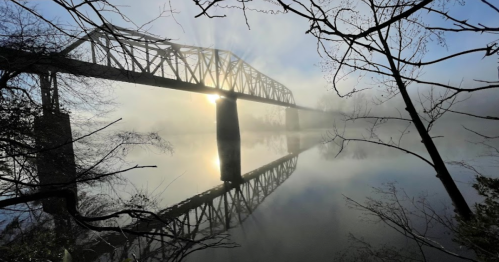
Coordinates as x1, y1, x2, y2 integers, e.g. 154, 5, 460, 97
376, 28, 473, 220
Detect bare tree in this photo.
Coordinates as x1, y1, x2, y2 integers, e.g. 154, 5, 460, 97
335, 181, 498, 261
182, 1, 499, 260
9, 0, 173, 44
0, 2, 237, 261
187, 0, 499, 221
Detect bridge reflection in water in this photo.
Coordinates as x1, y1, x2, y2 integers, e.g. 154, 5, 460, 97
164, 151, 298, 238
81, 133, 318, 261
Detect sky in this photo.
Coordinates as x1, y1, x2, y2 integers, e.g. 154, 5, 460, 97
24, 0, 499, 136
6, 2, 498, 259
31, 0, 347, 134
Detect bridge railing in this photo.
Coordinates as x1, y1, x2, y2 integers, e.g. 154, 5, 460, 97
62, 24, 295, 105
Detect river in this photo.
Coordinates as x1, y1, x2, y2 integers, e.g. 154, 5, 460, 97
83, 129, 484, 261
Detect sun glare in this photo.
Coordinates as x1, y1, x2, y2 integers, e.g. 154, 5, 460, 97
214, 157, 220, 168
207, 94, 220, 104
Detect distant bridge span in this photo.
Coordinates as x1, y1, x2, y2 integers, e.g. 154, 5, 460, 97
0, 24, 328, 183
0, 24, 319, 109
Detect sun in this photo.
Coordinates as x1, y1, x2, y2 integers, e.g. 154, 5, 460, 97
207, 94, 220, 104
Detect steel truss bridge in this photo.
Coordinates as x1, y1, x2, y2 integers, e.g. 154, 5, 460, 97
0, 24, 325, 260
0, 23, 301, 107
82, 138, 317, 261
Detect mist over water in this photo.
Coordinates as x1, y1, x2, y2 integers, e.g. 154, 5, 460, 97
2, 1, 499, 260
102, 127, 482, 261
80, 82, 498, 260
118, 132, 290, 207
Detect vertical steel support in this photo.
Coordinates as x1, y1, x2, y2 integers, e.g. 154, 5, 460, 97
223, 188, 230, 230
39, 72, 61, 115
131, 45, 135, 72
39, 73, 51, 114
35, 73, 77, 215
209, 201, 213, 235
106, 37, 111, 66
175, 48, 179, 80
145, 41, 150, 73
215, 49, 220, 89
235, 186, 242, 223
198, 49, 203, 85
50, 72, 59, 111
91, 41, 96, 63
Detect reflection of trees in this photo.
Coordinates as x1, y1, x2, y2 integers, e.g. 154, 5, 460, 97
338, 181, 499, 261
318, 143, 338, 161
318, 142, 368, 161
240, 112, 285, 132
241, 132, 286, 155
352, 147, 368, 160
0, 193, 109, 261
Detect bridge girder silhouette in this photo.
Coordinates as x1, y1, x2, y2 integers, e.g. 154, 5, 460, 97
0, 22, 333, 261
0, 24, 297, 107
0, 23, 314, 183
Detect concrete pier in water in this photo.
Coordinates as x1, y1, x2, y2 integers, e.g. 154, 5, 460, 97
216, 96, 242, 182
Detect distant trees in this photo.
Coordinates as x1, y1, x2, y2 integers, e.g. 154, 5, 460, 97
240, 111, 285, 131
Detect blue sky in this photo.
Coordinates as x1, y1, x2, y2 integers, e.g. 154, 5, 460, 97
25, 0, 499, 133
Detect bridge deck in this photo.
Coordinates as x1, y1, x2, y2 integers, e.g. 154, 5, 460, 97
0, 47, 295, 107
0, 24, 300, 107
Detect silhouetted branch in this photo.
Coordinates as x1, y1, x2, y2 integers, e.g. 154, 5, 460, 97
446, 110, 499, 121
193, 0, 227, 18
325, 128, 434, 167
341, 183, 480, 262
463, 126, 499, 140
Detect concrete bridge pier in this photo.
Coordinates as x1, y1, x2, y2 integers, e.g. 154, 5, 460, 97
286, 107, 300, 131
216, 95, 242, 182
35, 72, 77, 214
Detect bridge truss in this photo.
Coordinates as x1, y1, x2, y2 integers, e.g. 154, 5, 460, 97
56, 24, 295, 106
162, 154, 298, 238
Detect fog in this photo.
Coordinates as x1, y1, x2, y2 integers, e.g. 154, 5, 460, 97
2, 0, 499, 261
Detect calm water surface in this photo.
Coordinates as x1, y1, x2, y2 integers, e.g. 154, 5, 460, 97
97, 130, 483, 261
